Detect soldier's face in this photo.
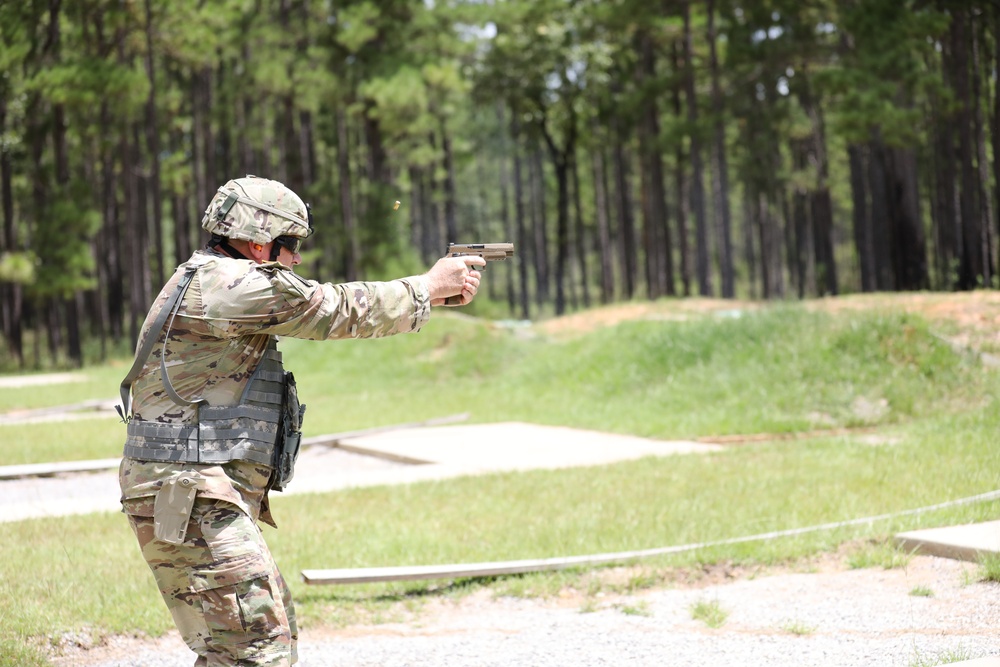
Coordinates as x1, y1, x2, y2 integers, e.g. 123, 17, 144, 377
276, 244, 301, 269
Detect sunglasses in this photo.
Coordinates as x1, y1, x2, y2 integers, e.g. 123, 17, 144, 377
274, 235, 303, 254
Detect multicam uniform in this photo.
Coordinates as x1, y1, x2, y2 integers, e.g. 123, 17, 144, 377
119, 247, 430, 666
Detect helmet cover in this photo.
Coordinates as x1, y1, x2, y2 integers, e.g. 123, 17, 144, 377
201, 175, 313, 245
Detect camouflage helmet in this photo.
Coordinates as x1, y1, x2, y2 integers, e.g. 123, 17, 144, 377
201, 175, 313, 245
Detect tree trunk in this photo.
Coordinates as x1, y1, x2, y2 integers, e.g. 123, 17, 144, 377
635, 28, 672, 299
757, 193, 785, 299
0, 91, 22, 366
299, 110, 316, 187
122, 123, 146, 345
283, 97, 302, 189
971, 19, 994, 284
848, 144, 876, 292
867, 134, 895, 290
742, 194, 757, 300
931, 57, 960, 288
951, 8, 981, 288
886, 147, 928, 290
994, 7, 1000, 278
670, 42, 692, 296
407, 164, 421, 257
337, 108, 359, 281
800, 79, 837, 297
540, 140, 571, 315
169, 122, 193, 263
590, 129, 615, 304
538, 106, 577, 315
611, 109, 637, 299
46, 299, 62, 364
442, 123, 458, 244
791, 137, 815, 298
28, 89, 49, 364
474, 151, 500, 302
100, 100, 124, 342
495, 105, 518, 314
64, 296, 81, 367
707, 0, 734, 298
811, 188, 837, 296
552, 155, 569, 315
682, 2, 712, 297
407, 165, 426, 262
425, 132, 442, 264
364, 106, 389, 186
570, 150, 591, 309
143, 0, 165, 289
529, 146, 550, 307
510, 115, 530, 319
191, 67, 213, 225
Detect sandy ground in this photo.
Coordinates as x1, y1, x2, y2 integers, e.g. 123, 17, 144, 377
48, 553, 1000, 667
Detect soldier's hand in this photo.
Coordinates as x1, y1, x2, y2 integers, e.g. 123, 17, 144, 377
426, 256, 483, 307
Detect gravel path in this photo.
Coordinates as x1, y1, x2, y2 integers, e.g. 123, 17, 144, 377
51, 555, 1000, 667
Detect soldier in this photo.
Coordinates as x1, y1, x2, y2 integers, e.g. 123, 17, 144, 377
116, 175, 482, 666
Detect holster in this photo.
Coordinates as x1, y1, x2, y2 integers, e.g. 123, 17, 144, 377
269, 371, 306, 492
153, 474, 200, 544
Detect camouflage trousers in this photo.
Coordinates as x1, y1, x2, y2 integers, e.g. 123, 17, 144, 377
127, 499, 297, 666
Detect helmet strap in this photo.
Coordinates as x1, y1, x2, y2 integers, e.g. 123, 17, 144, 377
208, 234, 251, 262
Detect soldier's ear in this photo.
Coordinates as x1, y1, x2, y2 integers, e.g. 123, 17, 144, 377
248, 242, 269, 263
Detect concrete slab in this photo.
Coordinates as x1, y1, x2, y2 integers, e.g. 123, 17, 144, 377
337, 421, 721, 473
0, 458, 122, 480
0, 423, 719, 523
895, 520, 1000, 562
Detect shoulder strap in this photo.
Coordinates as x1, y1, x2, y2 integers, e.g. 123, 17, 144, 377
115, 266, 198, 423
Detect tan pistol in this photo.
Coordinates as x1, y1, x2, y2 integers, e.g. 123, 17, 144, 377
444, 242, 515, 305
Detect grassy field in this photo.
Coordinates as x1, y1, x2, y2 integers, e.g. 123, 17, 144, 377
1, 296, 999, 666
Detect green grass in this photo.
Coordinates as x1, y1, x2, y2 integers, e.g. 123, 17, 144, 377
976, 553, 1000, 582
2, 301, 1000, 666
780, 620, 817, 635
846, 539, 914, 570
615, 601, 652, 617
690, 598, 729, 628
1, 305, 991, 464
909, 646, 978, 666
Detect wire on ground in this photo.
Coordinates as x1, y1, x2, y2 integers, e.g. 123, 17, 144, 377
301, 488, 1000, 585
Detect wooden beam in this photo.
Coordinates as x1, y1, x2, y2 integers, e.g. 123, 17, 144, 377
302, 546, 698, 585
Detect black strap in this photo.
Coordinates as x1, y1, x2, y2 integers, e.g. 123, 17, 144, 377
116, 266, 198, 423
209, 235, 251, 262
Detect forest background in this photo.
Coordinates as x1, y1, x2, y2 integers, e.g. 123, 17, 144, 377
1, 0, 998, 369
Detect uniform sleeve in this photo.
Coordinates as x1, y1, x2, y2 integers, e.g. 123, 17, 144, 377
198, 262, 432, 340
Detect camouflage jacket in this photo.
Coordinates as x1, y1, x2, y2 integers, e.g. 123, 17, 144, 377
119, 249, 431, 527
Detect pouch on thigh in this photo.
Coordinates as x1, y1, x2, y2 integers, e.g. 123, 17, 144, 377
191, 502, 292, 663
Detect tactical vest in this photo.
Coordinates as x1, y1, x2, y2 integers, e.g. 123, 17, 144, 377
117, 257, 304, 491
